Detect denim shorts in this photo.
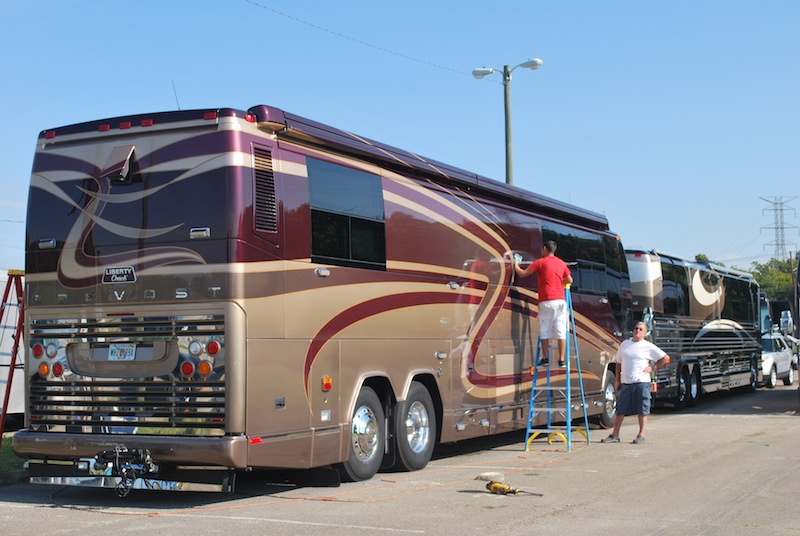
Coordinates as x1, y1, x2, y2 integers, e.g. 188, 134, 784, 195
616, 382, 652, 416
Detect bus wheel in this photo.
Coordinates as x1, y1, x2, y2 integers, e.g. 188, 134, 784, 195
674, 367, 689, 410
393, 381, 436, 472
687, 368, 700, 407
336, 386, 385, 482
596, 370, 617, 429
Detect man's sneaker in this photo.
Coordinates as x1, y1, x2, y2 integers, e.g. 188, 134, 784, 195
558, 360, 567, 368
600, 435, 620, 443
538, 358, 549, 366
631, 435, 645, 444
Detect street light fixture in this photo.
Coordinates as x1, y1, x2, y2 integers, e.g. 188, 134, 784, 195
472, 58, 543, 185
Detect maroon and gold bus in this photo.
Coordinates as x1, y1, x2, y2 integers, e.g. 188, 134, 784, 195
14, 105, 630, 493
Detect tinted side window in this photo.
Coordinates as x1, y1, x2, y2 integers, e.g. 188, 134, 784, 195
542, 224, 606, 295
308, 158, 386, 269
722, 277, 754, 323
661, 260, 688, 315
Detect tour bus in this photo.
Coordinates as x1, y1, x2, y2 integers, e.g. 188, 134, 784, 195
625, 250, 761, 408
14, 104, 631, 493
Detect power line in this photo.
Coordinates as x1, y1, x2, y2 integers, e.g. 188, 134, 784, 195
242, 0, 471, 77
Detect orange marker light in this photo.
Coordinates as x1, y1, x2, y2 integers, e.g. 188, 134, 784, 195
322, 377, 333, 392
198, 361, 212, 377
38, 362, 50, 378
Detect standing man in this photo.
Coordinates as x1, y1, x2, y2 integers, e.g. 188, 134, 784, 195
514, 240, 573, 367
601, 321, 670, 444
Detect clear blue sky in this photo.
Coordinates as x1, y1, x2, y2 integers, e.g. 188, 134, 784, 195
1, 1, 798, 280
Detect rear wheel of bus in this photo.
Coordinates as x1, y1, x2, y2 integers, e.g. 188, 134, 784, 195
687, 367, 700, 407
393, 381, 436, 472
674, 366, 690, 409
337, 386, 385, 482
596, 370, 617, 428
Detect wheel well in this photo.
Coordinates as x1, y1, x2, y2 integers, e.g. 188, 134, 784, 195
606, 362, 618, 380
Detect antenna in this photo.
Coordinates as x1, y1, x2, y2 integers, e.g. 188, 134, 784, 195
172, 80, 181, 110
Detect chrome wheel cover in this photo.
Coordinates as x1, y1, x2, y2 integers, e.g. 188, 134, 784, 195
351, 404, 379, 462
404, 400, 431, 454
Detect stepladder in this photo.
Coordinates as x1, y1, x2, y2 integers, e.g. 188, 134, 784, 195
524, 286, 590, 451
0, 269, 24, 439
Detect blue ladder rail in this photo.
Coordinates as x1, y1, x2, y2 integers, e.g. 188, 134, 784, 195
524, 286, 591, 451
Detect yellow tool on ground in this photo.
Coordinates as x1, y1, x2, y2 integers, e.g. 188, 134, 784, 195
486, 481, 521, 495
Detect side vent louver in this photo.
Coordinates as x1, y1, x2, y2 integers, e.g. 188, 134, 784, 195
253, 146, 277, 232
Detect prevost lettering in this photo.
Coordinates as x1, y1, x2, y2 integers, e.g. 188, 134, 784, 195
102, 266, 137, 284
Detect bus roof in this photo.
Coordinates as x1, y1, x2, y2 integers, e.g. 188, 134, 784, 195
38, 104, 613, 233
625, 249, 757, 282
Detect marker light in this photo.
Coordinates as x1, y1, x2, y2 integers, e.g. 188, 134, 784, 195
204, 112, 217, 120
38, 362, 50, 378
52, 362, 64, 377
188, 340, 203, 356
46, 343, 58, 358
322, 376, 333, 392
206, 340, 221, 356
197, 361, 212, 377
181, 361, 195, 377
32, 343, 44, 358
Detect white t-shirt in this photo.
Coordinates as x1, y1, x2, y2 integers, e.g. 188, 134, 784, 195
616, 338, 667, 384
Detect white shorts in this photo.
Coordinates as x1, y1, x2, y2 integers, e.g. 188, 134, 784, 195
538, 299, 568, 339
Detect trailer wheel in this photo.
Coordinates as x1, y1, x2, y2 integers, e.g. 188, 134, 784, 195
336, 386, 385, 482
687, 367, 700, 407
674, 367, 689, 409
596, 370, 617, 429
393, 381, 436, 472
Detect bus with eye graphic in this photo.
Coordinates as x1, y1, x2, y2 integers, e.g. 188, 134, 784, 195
626, 250, 761, 408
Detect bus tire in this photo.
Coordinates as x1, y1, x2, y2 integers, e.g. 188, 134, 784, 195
596, 370, 617, 429
393, 381, 436, 472
687, 367, 700, 407
336, 386, 385, 482
747, 357, 758, 392
674, 367, 689, 409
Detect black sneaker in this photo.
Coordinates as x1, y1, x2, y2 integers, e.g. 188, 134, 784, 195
538, 358, 549, 366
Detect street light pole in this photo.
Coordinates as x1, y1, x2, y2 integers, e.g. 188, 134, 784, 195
473, 58, 543, 186
503, 65, 513, 186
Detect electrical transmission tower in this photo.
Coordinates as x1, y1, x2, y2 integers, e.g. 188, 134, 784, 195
761, 196, 798, 260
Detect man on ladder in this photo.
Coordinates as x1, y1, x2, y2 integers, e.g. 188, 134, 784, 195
514, 240, 573, 367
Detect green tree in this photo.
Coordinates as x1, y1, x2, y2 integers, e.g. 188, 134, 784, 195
749, 258, 795, 303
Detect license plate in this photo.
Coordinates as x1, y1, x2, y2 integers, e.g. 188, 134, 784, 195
108, 343, 136, 361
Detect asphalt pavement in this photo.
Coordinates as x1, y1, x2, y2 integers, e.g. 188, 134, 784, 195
1, 384, 798, 536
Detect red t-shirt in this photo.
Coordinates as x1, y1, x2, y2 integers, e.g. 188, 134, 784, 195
528, 255, 570, 302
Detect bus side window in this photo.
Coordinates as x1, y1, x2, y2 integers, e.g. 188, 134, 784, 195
307, 157, 386, 270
